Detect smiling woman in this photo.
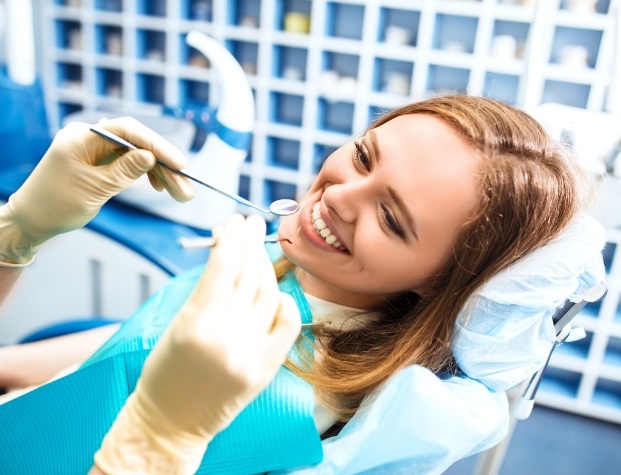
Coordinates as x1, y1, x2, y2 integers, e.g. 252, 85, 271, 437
276, 93, 595, 429
0, 94, 605, 475
280, 113, 481, 303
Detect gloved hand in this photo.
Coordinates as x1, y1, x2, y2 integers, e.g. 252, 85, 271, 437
0, 117, 195, 266
94, 214, 301, 475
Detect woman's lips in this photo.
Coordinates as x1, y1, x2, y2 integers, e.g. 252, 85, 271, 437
299, 200, 349, 254
315, 202, 348, 252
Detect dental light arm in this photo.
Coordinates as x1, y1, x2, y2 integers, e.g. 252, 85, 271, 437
113, 31, 256, 229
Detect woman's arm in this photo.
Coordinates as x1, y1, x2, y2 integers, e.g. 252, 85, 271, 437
0, 266, 22, 310
0, 324, 120, 389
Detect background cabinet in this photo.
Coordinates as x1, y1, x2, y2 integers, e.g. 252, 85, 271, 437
38, 0, 621, 423
41, 0, 619, 211
540, 229, 621, 424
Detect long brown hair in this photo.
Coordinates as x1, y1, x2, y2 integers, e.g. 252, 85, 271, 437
281, 94, 593, 422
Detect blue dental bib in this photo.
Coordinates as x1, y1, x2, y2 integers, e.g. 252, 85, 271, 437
0, 267, 323, 475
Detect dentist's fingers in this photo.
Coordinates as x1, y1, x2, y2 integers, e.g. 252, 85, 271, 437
242, 237, 282, 335
99, 149, 156, 193
191, 214, 248, 306
232, 215, 269, 314
157, 166, 195, 203
142, 157, 195, 202
98, 117, 195, 202
245, 272, 282, 337
264, 293, 301, 362
146, 170, 165, 192
101, 117, 188, 170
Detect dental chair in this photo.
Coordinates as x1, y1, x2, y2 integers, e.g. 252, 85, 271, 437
472, 280, 608, 475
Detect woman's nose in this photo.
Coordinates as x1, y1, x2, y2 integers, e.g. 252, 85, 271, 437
323, 180, 367, 224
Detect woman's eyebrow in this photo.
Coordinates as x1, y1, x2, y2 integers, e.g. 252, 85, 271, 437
368, 130, 419, 241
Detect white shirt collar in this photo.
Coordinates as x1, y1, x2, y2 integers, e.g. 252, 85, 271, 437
304, 293, 380, 330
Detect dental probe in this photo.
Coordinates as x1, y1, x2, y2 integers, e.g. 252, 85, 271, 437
179, 226, 301, 249
178, 235, 284, 249
90, 125, 300, 217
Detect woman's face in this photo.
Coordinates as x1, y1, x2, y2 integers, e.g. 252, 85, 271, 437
278, 113, 481, 308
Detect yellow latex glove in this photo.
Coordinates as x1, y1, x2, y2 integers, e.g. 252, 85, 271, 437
0, 117, 195, 266
94, 214, 301, 475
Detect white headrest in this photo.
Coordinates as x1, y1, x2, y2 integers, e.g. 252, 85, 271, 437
453, 214, 607, 391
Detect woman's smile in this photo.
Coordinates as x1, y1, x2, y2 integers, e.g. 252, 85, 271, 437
312, 202, 349, 252
295, 199, 350, 255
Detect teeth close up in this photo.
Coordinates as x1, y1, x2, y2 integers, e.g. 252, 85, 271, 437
312, 202, 347, 251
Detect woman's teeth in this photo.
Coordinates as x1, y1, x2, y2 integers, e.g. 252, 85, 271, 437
312, 202, 347, 251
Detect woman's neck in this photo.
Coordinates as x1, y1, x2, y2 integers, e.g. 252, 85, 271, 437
294, 267, 386, 310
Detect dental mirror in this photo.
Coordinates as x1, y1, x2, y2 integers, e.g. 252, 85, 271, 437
90, 125, 300, 217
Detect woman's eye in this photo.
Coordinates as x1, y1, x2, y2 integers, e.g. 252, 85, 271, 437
381, 205, 405, 238
353, 141, 371, 171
